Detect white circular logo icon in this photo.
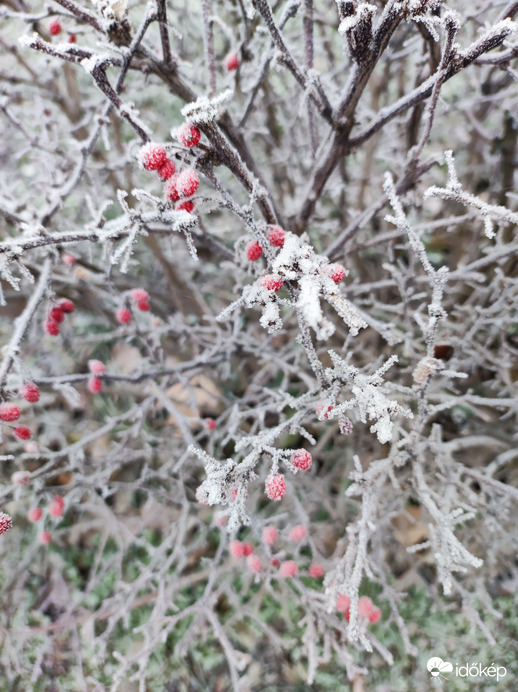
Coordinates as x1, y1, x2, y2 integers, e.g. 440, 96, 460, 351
427, 657, 453, 677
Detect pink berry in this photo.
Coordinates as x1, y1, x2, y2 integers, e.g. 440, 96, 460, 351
230, 540, 245, 558
62, 254, 76, 265
225, 52, 239, 71
246, 555, 262, 573
157, 159, 176, 181
165, 175, 180, 201
45, 319, 60, 336
242, 542, 254, 557
49, 20, 62, 36
88, 359, 106, 375
87, 376, 102, 394
215, 515, 228, 527
116, 308, 132, 324
177, 123, 201, 148
12, 470, 30, 485
279, 560, 298, 578
177, 200, 195, 213
246, 241, 263, 261
204, 418, 216, 431
53, 496, 65, 509
369, 608, 382, 624
267, 226, 285, 248
316, 402, 333, 420
59, 298, 75, 314
260, 275, 283, 292
177, 169, 199, 198
0, 512, 12, 535
308, 563, 325, 578
0, 403, 21, 422
139, 142, 168, 171
290, 449, 312, 471
39, 531, 51, 544
49, 306, 64, 324
49, 499, 64, 518
358, 596, 374, 618
262, 526, 277, 545
289, 525, 307, 542
20, 382, 40, 403
130, 288, 149, 303
265, 473, 286, 501
325, 263, 346, 283
13, 426, 31, 440
28, 507, 42, 523
68, 34, 76, 43
336, 594, 351, 613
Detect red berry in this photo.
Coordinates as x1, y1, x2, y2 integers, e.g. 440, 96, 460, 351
177, 169, 199, 198
12, 471, 30, 485
271, 558, 280, 567
0, 512, 12, 535
13, 426, 31, 440
62, 254, 76, 265
88, 359, 105, 375
264, 473, 286, 501
290, 449, 312, 471
177, 123, 201, 148
136, 300, 150, 312
267, 226, 285, 248
336, 594, 351, 613
53, 496, 65, 509
59, 298, 75, 314
246, 241, 263, 261
87, 376, 102, 394
230, 540, 246, 558
279, 560, 298, 578
316, 402, 333, 420
358, 596, 374, 618
204, 417, 216, 431
116, 308, 132, 324
68, 34, 76, 43
225, 52, 239, 71
44, 320, 60, 336
165, 175, 180, 201
49, 20, 62, 36
289, 525, 307, 542
139, 143, 168, 171
157, 159, 176, 181
28, 507, 42, 523
0, 403, 21, 422
246, 555, 262, 573
130, 288, 149, 303
262, 526, 277, 545
260, 275, 283, 291
242, 542, 254, 557
325, 263, 346, 283
369, 608, 382, 624
176, 200, 195, 213
49, 306, 64, 323
39, 531, 51, 544
308, 563, 325, 578
20, 382, 40, 403
339, 417, 353, 435
49, 499, 64, 518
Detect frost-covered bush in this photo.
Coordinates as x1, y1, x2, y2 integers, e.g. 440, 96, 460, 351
0, 0, 517, 689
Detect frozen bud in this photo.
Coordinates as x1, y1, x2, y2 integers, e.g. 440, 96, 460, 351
68, 34, 76, 44
413, 356, 443, 384
336, 594, 351, 613
177, 123, 201, 148
44, 320, 60, 336
20, 382, 40, 403
265, 473, 286, 501
279, 560, 298, 578
224, 52, 239, 71
0, 512, 12, 535
28, 507, 42, 523
204, 417, 216, 431
246, 241, 263, 261
116, 308, 132, 324
177, 169, 199, 197
13, 426, 31, 440
289, 525, 307, 542
358, 596, 374, 618
290, 449, 312, 471
39, 531, 51, 544
267, 226, 285, 248
324, 263, 346, 283
49, 20, 62, 36
49, 498, 64, 518
88, 360, 106, 375
177, 200, 194, 213
260, 275, 283, 292
246, 554, 262, 573
87, 376, 102, 394
0, 403, 21, 422
165, 175, 180, 201
48, 306, 64, 324
316, 402, 333, 420
157, 159, 176, 181
339, 417, 353, 435
230, 540, 246, 558
12, 470, 30, 485
308, 563, 325, 578
139, 142, 168, 171
262, 526, 277, 545
59, 299, 75, 314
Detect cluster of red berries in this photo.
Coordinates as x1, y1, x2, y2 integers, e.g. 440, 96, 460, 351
28, 495, 65, 545
0, 512, 12, 536
115, 288, 150, 326
0, 381, 41, 444
246, 225, 286, 263
87, 359, 105, 394
48, 19, 76, 43
263, 448, 312, 501
335, 594, 382, 624
44, 298, 75, 336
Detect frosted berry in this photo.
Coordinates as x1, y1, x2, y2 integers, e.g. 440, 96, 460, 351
308, 563, 325, 578
271, 558, 280, 568
136, 300, 149, 312
49, 20, 62, 36
177, 123, 201, 148
242, 542, 254, 557
88, 360, 105, 375
13, 426, 31, 440
20, 382, 40, 403
49, 498, 64, 518
49, 306, 64, 324
157, 159, 176, 181
290, 449, 312, 471
260, 275, 283, 292
204, 417, 216, 431
0, 512, 12, 535
316, 402, 333, 420
325, 263, 346, 283
358, 596, 374, 618
45, 319, 60, 336
53, 496, 65, 509
336, 594, 351, 613
28, 507, 42, 523
68, 34, 76, 43
116, 308, 132, 324
0, 403, 21, 422
267, 226, 285, 248
215, 515, 228, 527
265, 473, 286, 501
62, 254, 76, 265
369, 608, 382, 624
177, 169, 199, 197
246, 555, 262, 573
59, 298, 75, 314
25, 441, 38, 454
12, 471, 30, 485
165, 175, 180, 201
279, 560, 298, 578
225, 52, 239, 71
339, 417, 353, 435
230, 540, 246, 558
177, 200, 194, 213
39, 531, 51, 544
262, 526, 277, 545
130, 289, 149, 303
139, 143, 168, 171
289, 525, 307, 542
246, 241, 263, 261
88, 376, 102, 394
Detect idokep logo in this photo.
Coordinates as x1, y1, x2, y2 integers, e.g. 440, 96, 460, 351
426, 656, 507, 683
427, 657, 453, 679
